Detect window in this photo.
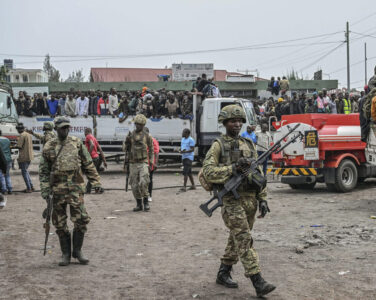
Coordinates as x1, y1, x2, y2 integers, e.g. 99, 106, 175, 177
22, 74, 28, 82
15, 75, 19, 82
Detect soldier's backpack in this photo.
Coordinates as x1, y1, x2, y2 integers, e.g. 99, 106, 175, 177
198, 168, 213, 191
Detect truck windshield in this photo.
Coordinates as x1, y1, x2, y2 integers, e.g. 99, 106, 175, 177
0, 91, 18, 123
243, 101, 257, 125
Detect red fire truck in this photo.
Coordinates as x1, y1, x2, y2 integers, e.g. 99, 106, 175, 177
269, 113, 376, 192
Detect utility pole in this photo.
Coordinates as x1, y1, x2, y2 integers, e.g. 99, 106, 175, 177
346, 21, 350, 91
365, 42, 368, 85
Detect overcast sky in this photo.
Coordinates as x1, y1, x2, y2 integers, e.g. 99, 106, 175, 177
1, 0, 376, 89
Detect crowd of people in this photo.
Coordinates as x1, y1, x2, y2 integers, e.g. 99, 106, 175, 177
13, 73, 221, 121
253, 88, 368, 124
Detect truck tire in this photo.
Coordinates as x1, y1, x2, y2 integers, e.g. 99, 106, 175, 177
289, 182, 316, 190
327, 159, 358, 192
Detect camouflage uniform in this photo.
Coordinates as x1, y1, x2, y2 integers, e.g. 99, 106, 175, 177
202, 105, 275, 297
123, 114, 154, 210
203, 135, 266, 277
32, 121, 56, 146
39, 117, 101, 265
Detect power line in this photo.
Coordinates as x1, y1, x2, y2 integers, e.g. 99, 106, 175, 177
352, 31, 376, 39
351, 11, 376, 26
299, 43, 346, 72
12, 42, 344, 65
0, 31, 344, 61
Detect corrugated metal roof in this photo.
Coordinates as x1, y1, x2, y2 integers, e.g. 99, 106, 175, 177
91, 68, 172, 82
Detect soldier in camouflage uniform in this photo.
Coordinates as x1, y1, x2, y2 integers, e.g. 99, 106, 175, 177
39, 117, 103, 266
368, 65, 376, 90
202, 105, 276, 297
26, 121, 56, 146
123, 114, 154, 212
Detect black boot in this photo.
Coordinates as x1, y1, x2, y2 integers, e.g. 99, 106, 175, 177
58, 232, 71, 266
216, 263, 238, 288
133, 199, 143, 212
143, 197, 150, 211
250, 273, 276, 297
72, 230, 89, 265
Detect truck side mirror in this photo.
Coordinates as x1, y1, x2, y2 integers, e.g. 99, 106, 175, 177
7, 96, 11, 109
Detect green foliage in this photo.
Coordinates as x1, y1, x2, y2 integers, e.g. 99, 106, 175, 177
43, 54, 61, 82
286, 68, 303, 80
65, 69, 85, 83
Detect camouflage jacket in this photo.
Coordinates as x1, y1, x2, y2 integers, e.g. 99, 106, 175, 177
39, 136, 101, 198
202, 134, 267, 201
33, 130, 56, 146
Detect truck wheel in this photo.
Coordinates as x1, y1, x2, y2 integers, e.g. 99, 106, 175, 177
289, 182, 316, 190
330, 159, 358, 192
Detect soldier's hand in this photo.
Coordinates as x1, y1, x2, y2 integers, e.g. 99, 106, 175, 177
258, 200, 270, 218
236, 157, 251, 172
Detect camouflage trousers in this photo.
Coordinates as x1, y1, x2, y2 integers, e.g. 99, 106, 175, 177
129, 162, 150, 199
220, 193, 261, 277
52, 193, 91, 236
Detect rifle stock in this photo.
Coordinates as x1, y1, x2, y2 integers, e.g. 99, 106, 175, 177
199, 123, 301, 217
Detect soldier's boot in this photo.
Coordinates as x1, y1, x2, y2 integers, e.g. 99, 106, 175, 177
250, 273, 276, 297
72, 230, 89, 265
143, 197, 150, 212
133, 199, 143, 212
58, 232, 71, 266
216, 263, 238, 288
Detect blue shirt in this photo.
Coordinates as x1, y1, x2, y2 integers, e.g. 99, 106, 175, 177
241, 131, 257, 143
0, 136, 12, 163
181, 137, 195, 161
47, 99, 59, 115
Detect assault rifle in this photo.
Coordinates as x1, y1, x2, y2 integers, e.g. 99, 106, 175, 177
43, 195, 53, 255
199, 123, 302, 217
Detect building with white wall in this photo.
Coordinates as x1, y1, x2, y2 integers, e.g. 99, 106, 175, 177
7, 68, 48, 83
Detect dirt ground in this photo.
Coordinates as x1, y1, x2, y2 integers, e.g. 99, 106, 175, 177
1, 160, 376, 300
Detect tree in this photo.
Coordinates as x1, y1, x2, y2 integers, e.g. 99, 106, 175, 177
0, 65, 8, 83
43, 54, 61, 82
286, 68, 303, 80
65, 69, 85, 82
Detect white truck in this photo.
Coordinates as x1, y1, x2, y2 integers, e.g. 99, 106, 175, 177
0, 85, 20, 158
20, 95, 257, 160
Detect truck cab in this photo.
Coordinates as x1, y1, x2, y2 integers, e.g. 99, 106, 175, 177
0, 85, 19, 158
198, 97, 257, 158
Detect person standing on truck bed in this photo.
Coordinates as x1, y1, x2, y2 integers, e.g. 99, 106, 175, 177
75, 93, 89, 117
123, 114, 154, 212
202, 104, 275, 298
26, 121, 56, 147
109, 88, 119, 118
64, 94, 77, 117
197, 73, 209, 92
14, 123, 34, 193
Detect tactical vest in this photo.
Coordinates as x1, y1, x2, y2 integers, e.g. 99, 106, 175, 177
130, 131, 148, 161
216, 136, 256, 166
343, 98, 352, 114
49, 137, 80, 174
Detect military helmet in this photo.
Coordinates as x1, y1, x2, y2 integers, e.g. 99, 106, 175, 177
43, 121, 54, 131
54, 116, 70, 129
134, 114, 147, 125
218, 104, 246, 124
